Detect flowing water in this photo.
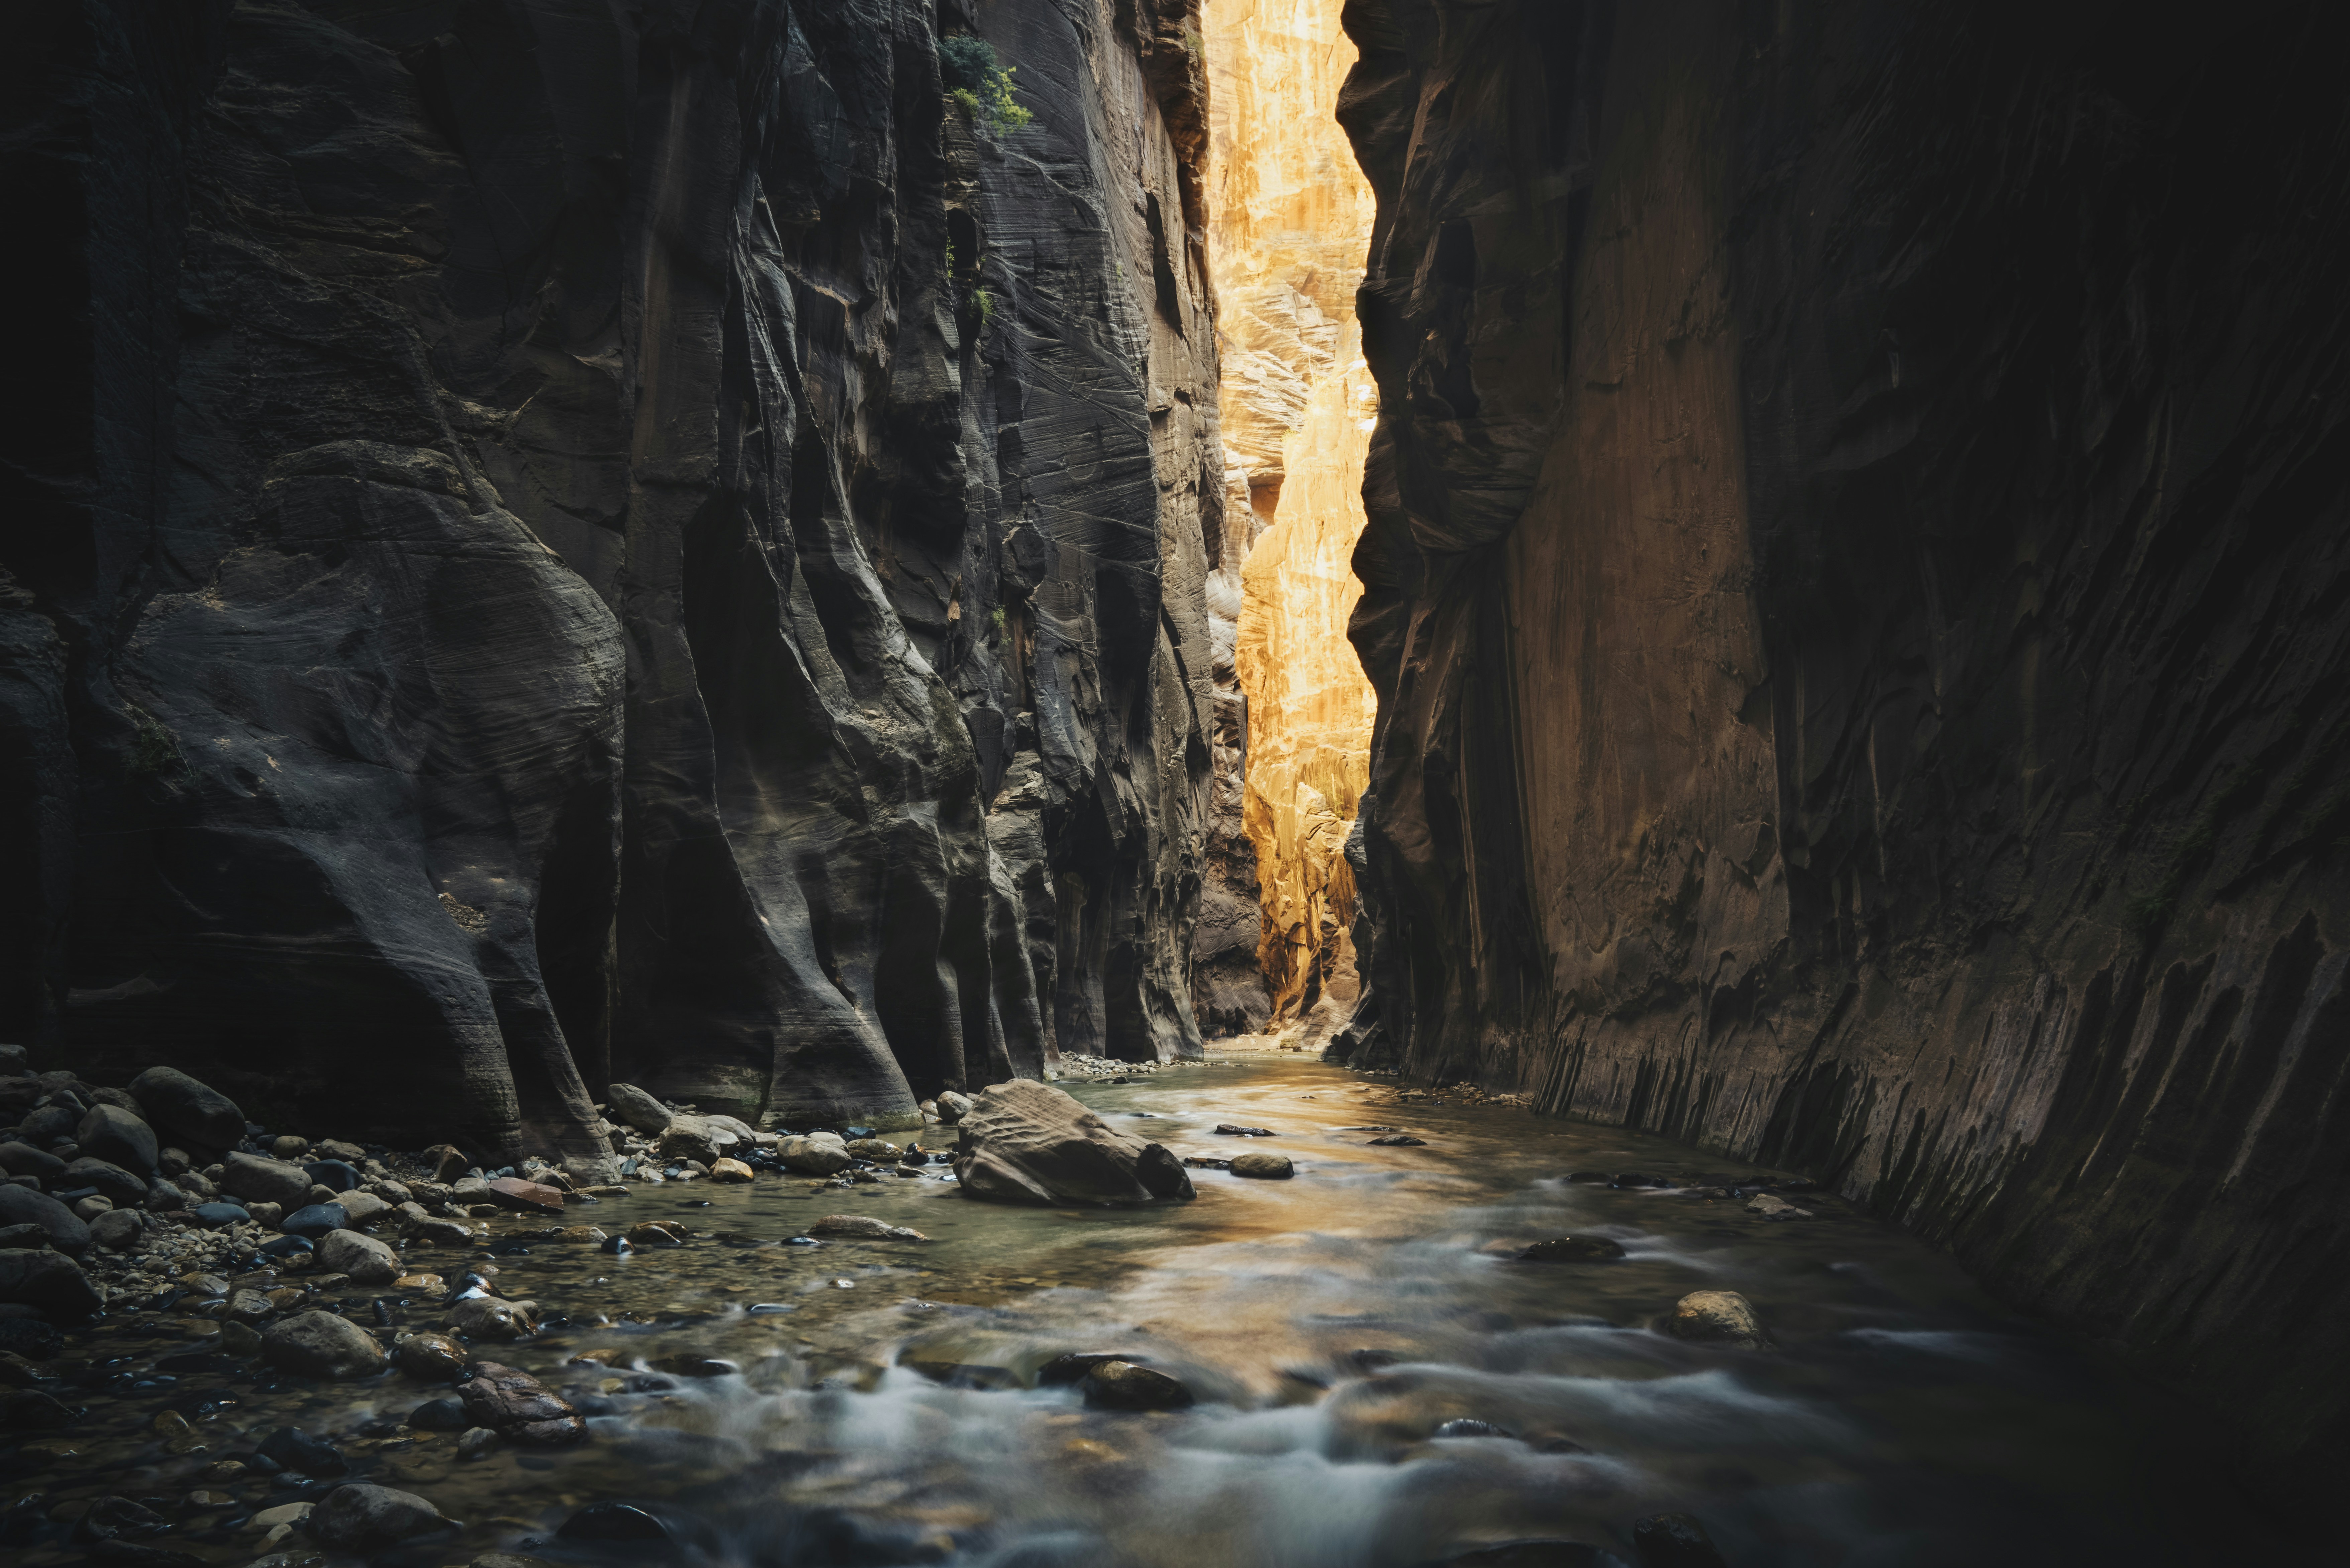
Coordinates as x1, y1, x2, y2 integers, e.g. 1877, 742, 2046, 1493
6, 1059, 2238, 1567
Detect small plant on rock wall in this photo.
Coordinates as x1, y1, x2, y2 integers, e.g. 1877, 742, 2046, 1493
938, 34, 1034, 138
972, 287, 996, 325
128, 706, 182, 779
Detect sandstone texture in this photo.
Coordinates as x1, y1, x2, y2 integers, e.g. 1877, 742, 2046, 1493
2, 0, 1218, 1154
1333, 0, 2350, 1493
1190, 0, 1380, 1039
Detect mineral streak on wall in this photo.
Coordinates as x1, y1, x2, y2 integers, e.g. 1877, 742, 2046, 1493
1198, 0, 1379, 1037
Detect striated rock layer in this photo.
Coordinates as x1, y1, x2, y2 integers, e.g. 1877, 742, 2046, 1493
1337, 0, 2350, 1493
1, 0, 1217, 1154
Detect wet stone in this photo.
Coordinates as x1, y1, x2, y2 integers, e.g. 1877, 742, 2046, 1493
455, 1359, 587, 1444
1517, 1237, 1626, 1263
1666, 1290, 1768, 1350
394, 1331, 468, 1381
559, 1501, 671, 1544
1631, 1512, 1729, 1568
262, 1310, 389, 1379
304, 1483, 446, 1550
1081, 1360, 1194, 1411
408, 1397, 470, 1431
1229, 1152, 1294, 1180
259, 1426, 346, 1477
807, 1214, 927, 1240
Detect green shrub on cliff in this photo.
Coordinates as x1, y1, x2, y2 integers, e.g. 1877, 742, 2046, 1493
938, 34, 1033, 137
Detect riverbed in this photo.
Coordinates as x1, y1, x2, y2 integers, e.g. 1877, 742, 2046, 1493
4, 1060, 2238, 1566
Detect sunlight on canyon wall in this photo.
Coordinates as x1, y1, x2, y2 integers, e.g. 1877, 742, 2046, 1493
1203, 0, 1378, 1038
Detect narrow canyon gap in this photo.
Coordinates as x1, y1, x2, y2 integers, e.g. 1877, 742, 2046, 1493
4, 0, 2349, 1523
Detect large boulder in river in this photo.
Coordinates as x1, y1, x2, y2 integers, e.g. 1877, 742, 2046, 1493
222, 1152, 319, 1211
952, 1080, 1194, 1206
127, 1067, 245, 1152
0, 1187, 91, 1257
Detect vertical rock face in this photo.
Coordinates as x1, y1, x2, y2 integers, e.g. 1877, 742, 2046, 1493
1340, 0, 2350, 1489
2, 0, 1215, 1151
1198, 0, 1376, 1037
1236, 353, 1377, 1035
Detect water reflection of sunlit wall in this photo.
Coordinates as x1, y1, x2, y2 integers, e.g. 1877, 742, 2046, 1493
1204, 0, 1379, 1039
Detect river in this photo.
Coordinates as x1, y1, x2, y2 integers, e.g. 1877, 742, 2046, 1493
5, 1058, 2237, 1567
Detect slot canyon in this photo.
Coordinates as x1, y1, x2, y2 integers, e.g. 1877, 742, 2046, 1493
2, 0, 2345, 1563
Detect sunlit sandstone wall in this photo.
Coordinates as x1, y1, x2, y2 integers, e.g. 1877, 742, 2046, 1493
1237, 334, 1379, 1028
1200, 0, 1378, 1036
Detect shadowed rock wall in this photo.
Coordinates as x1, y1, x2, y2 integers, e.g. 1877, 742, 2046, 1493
1, 0, 1216, 1156
1338, 0, 2350, 1490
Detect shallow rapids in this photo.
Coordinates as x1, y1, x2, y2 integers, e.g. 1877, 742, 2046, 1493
8, 1060, 2235, 1567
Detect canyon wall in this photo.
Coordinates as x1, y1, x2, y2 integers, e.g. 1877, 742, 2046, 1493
0, 0, 1219, 1158
1338, 0, 2350, 1490
1196, 0, 1375, 1036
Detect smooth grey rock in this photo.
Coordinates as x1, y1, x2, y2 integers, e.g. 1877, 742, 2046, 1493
603, 1084, 673, 1136
304, 1484, 446, 1550
280, 1203, 348, 1239
1228, 1152, 1294, 1180
74, 1105, 157, 1175
62, 1157, 146, 1207
127, 1068, 245, 1152
262, 1310, 390, 1379
0, 1186, 90, 1257
0, 1142, 65, 1181
0, 1249, 103, 1315
952, 1080, 1194, 1205
222, 1153, 317, 1211
89, 1209, 144, 1251
336, 1190, 391, 1226
777, 1133, 852, 1177
316, 1229, 400, 1286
